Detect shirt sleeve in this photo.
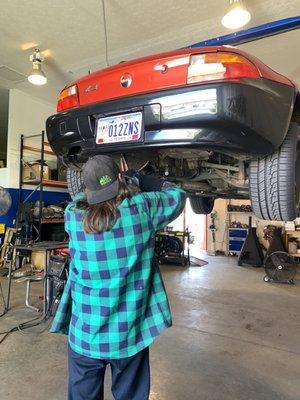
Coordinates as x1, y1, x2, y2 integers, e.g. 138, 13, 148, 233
64, 203, 72, 235
49, 277, 72, 335
142, 185, 187, 231
64, 192, 85, 234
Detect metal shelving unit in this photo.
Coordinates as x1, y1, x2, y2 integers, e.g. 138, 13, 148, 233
225, 199, 254, 255
18, 131, 67, 242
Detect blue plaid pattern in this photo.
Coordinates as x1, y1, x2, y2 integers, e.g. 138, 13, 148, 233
50, 186, 187, 359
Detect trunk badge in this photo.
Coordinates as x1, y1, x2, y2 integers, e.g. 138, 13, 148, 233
84, 84, 98, 93
120, 74, 132, 88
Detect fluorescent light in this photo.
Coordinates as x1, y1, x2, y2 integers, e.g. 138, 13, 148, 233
222, 0, 251, 30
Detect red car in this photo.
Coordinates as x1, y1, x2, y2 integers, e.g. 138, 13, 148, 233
46, 46, 300, 221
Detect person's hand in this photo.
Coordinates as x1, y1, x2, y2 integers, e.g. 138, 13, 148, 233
122, 170, 141, 187
120, 156, 140, 187
119, 156, 166, 191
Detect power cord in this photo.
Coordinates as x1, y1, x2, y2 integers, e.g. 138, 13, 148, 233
0, 286, 64, 345
0, 314, 42, 344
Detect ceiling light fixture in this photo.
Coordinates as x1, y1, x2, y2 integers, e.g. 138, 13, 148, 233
27, 48, 47, 86
222, 0, 251, 30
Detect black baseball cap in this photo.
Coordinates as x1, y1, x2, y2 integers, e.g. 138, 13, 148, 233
82, 155, 120, 205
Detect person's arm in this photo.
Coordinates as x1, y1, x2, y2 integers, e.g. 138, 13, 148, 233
64, 204, 71, 236
123, 171, 187, 231
64, 192, 85, 235
143, 183, 187, 231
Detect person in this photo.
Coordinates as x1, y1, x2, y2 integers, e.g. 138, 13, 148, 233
50, 154, 187, 400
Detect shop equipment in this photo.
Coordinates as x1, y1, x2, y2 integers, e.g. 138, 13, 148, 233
0, 187, 12, 217
47, 254, 69, 314
266, 227, 286, 256
264, 251, 298, 284
155, 229, 191, 266
238, 216, 264, 267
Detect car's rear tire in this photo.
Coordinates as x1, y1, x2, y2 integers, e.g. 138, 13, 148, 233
189, 196, 215, 214
67, 169, 85, 199
249, 122, 300, 221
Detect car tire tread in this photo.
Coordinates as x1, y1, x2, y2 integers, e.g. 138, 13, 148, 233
249, 122, 299, 221
189, 196, 215, 214
67, 169, 85, 199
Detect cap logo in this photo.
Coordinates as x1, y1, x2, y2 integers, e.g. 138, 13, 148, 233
99, 175, 112, 186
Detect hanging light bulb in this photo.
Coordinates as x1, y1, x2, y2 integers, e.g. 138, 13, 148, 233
222, 0, 251, 30
28, 49, 47, 86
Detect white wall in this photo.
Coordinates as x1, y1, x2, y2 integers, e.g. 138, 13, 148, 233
207, 199, 228, 254
3, 89, 55, 188
0, 168, 9, 187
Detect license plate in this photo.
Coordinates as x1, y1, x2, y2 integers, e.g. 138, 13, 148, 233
96, 112, 143, 145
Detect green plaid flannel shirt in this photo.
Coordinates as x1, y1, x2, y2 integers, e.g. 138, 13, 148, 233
50, 185, 187, 359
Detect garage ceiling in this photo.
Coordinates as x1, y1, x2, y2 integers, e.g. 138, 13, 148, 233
0, 0, 299, 104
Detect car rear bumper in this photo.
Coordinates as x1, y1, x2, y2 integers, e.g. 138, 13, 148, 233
46, 79, 295, 164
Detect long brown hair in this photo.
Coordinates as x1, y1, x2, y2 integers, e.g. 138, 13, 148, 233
76, 180, 138, 234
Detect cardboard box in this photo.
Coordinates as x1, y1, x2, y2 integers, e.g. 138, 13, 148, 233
31, 251, 46, 270
23, 163, 50, 181
50, 168, 58, 180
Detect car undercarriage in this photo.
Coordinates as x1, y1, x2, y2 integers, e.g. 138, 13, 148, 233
47, 46, 300, 221
122, 148, 249, 200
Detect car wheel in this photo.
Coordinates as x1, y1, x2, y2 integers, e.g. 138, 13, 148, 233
67, 169, 85, 199
249, 122, 300, 221
189, 196, 215, 214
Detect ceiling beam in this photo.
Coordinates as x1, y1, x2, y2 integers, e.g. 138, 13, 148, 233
189, 16, 300, 47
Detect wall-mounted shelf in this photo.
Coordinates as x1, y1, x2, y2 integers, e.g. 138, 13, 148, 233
227, 211, 253, 214
22, 179, 67, 188
37, 219, 65, 224
227, 227, 248, 230
23, 145, 54, 156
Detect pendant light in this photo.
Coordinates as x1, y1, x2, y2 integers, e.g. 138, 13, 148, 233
222, 0, 251, 30
28, 49, 47, 86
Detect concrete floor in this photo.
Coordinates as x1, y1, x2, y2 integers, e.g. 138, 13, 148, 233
0, 255, 300, 400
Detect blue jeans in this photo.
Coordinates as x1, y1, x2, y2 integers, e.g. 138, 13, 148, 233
68, 345, 150, 400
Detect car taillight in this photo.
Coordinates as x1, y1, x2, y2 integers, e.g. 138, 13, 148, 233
57, 84, 79, 112
187, 52, 260, 84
